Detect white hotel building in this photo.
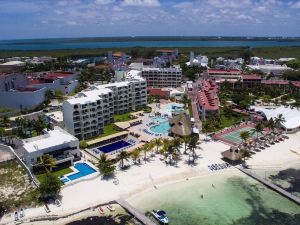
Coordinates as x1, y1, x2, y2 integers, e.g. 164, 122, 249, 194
63, 76, 147, 140
141, 66, 182, 88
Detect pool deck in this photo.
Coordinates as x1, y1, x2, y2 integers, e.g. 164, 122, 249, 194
238, 167, 300, 205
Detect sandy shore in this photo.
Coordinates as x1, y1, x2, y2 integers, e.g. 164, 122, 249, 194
1, 131, 300, 225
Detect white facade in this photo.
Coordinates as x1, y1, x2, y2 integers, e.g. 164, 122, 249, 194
63, 77, 147, 139
142, 66, 182, 88
247, 64, 292, 76
22, 127, 80, 170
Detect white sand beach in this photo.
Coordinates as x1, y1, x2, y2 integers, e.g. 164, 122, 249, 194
1, 131, 300, 225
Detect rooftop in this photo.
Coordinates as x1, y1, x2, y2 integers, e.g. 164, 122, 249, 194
207, 69, 241, 74
23, 127, 78, 153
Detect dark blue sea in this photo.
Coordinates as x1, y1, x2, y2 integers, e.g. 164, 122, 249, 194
0, 37, 300, 50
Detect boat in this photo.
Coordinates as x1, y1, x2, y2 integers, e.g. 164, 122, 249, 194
98, 206, 105, 215
151, 210, 169, 224
106, 204, 115, 211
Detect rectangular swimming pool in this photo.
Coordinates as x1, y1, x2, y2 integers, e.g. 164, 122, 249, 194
61, 162, 97, 183
97, 140, 131, 153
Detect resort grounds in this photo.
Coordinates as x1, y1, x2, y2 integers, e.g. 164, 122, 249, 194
1, 130, 300, 224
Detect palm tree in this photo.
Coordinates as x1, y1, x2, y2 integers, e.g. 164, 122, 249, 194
142, 143, 151, 161
182, 135, 191, 154
182, 95, 189, 109
116, 150, 130, 169
152, 138, 162, 154
38, 155, 56, 172
97, 154, 116, 178
172, 137, 182, 154
253, 122, 264, 139
188, 137, 198, 163
240, 149, 252, 164
275, 114, 286, 131
266, 118, 276, 133
240, 131, 250, 144
131, 148, 141, 164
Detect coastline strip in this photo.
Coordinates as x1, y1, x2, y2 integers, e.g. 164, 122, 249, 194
237, 167, 300, 205
116, 198, 156, 225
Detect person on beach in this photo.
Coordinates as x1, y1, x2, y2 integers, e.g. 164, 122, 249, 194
212, 184, 215, 188
201, 194, 203, 199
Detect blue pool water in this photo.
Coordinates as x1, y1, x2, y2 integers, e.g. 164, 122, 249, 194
150, 118, 171, 134
61, 163, 96, 183
97, 140, 131, 153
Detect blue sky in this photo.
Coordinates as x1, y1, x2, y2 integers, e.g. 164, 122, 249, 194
0, 0, 299, 40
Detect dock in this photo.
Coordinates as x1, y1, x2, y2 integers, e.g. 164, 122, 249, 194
238, 167, 300, 205
116, 198, 156, 225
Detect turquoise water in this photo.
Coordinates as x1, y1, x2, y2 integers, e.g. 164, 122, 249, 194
129, 173, 300, 225
1, 38, 300, 50
61, 163, 96, 183
150, 118, 171, 134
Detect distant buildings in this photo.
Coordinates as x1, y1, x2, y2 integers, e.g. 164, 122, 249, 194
186, 51, 208, 67
204, 68, 242, 81
63, 76, 147, 139
246, 64, 292, 76
22, 126, 80, 171
142, 66, 182, 88
0, 71, 78, 110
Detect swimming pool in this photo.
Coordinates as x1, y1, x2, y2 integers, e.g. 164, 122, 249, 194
97, 140, 131, 153
61, 162, 97, 183
149, 118, 171, 134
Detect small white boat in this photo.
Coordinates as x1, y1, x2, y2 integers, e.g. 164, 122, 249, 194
106, 204, 115, 211
151, 210, 168, 224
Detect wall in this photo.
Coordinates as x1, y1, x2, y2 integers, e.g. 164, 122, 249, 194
0, 87, 46, 110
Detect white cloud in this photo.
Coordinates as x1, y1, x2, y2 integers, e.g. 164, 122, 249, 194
95, 0, 115, 5
173, 2, 193, 9
289, 1, 300, 8
121, 0, 160, 7
55, 10, 64, 15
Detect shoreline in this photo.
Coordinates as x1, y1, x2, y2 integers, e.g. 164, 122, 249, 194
1, 132, 300, 224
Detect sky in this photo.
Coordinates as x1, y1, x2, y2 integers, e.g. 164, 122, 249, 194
0, 0, 299, 40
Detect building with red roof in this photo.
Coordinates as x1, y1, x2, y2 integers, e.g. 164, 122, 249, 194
195, 79, 220, 120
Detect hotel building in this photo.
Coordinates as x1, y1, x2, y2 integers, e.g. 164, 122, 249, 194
63, 76, 147, 140
142, 66, 182, 88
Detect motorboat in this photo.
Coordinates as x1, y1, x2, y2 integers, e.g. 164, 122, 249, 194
151, 210, 169, 224
106, 204, 115, 211
98, 206, 105, 215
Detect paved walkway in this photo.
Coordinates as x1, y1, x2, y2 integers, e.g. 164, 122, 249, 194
116, 199, 156, 225
238, 167, 300, 205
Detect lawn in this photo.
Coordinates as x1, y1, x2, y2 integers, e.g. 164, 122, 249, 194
0, 160, 40, 212
188, 102, 193, 116
36, 167, 73, 183
219, 110, 248, 129
114, 113, 132, 122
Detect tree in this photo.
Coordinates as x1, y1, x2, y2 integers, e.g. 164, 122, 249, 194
240, 149, 252, 163
142, 143, 152, 161
55, 90, 64, 101
188, 137, 199, 163
79, 140, 88, 149
39, 172, 61, 199
181, 95, 189, 109
131, 148, 141, 164
152, 138, 162, 154
253, 122, 264, 140
240, 131, 250, 144
97, 154, 116, 178
172, 137, 182, 154
37, 155, 56, 172
275, 114, 286, 130
266, 118, 276, 133
182, 135, 191, 154
34, 116, 47, 135
116, 151, 130, 169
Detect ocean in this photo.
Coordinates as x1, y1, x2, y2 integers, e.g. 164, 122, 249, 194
1, 37, 300, 50
128, 172, 300, 225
